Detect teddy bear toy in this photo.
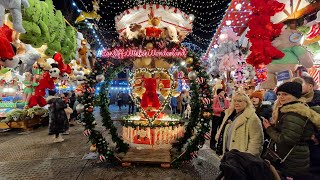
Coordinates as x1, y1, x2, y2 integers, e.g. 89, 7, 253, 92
28, 71, 54, 107
0, 0, 30, 33
184, 104, 191, 119
140, 78, 161, 113
16, 44, 41, 74
242, 64, 256, 82
124, 23, 145, 40
261, 29, 314, 89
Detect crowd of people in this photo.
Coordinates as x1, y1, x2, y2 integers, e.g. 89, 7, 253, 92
210, 76, 320, 179
44, 75, 319, 178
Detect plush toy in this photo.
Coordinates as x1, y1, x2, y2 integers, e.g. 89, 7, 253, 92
184, 104, 191, 119
154, 59, 172, 70
216, 27, 240, 71
124, 23, 145, 40
60, 26, 76, 63
148, 13, 161, 26
78, 39, 91, 68
53, 52, 71, 75
22, 72, 37, 104
48, 64, 60, 78
160, 25, 179, 42
261, 29, 314, 89
219, 53, 239, 71
37, 57, 51, 71
0, 24, 15, 60
16, 44, 41, 74
133, 57, 152, 69
140, 78, 161, 113
28, 71, 54, 107
242, 64, 255, 82
60, 72, 69, 85
0, 0, 30, 33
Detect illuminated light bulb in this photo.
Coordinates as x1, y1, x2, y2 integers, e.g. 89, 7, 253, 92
213, 44, 218, 48
209, 53, 214, 58
180, 61, 186, 66
189, 14, 195, 21
235, 4, 242, 10
226, 20, 231, 25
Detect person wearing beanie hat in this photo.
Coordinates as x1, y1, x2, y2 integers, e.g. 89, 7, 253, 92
262, 81, 320, 178
250, 90, 264, 105
276, 81, 302, 98
210, 89, 230, 150
250, 90, 273, 121
250, 90, 272, 155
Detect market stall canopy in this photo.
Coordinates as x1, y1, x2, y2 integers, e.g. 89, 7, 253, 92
271, 0, 319, 23
115, 4, 193, 41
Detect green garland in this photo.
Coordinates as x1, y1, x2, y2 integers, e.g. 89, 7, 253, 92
78, 68, 115, 162
98, 62, 129, 153
121, 114, 183, 128
171, 52, 214, 165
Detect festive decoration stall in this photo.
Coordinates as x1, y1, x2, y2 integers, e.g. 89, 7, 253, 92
0, 0, 83, 130
77, 4, 214, 166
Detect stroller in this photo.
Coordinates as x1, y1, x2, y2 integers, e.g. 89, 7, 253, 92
215, 149, 280, 180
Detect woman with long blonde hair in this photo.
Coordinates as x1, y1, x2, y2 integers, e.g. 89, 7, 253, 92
215, 91, 264, 156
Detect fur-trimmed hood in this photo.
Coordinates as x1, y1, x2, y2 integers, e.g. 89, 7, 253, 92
280, 102, 320, 129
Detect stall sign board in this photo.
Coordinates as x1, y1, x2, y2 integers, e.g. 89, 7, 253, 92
277, 71, 291, 81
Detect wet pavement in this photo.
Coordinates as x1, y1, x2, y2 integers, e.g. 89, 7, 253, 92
0, 105, 220, 180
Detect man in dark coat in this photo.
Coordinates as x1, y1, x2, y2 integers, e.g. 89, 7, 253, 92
47, 90, 68, 143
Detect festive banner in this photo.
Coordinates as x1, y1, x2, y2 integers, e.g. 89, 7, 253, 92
100, 48, 188, 59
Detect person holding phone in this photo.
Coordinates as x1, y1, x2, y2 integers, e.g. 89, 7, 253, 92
262, 82, 320, 179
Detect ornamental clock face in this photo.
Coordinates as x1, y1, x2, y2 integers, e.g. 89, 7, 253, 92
289, 33, 302, 43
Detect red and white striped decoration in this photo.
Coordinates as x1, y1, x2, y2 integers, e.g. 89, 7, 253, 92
99, 155, 106, 161
202, 98, 210, 105
308, 65, 320, 84
204, 132, 211, 140
190, 151, 198, 159
197, 77, 204, 84
86, 87, 95, 93
83, 129, 91, 136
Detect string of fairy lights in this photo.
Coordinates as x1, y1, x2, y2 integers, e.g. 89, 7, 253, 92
72, 0, 231, 50
71, 0, 109, 50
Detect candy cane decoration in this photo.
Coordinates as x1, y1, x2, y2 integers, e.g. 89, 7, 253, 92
190, 151, 198, 159
83, 129, 91, 136
197, 77, 204, 84
204, 132, 211, 140
99, 155, 106, 161
202, 98, 210, 105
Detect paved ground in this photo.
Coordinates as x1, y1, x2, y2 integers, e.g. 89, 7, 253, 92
0, 105, 220, 180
